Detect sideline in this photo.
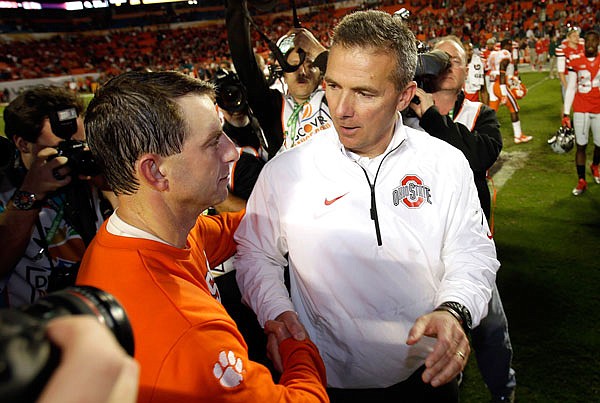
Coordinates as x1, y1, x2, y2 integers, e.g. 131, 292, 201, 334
489, 150, 529, 191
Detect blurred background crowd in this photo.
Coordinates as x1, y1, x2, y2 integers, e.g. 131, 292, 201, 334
0, 0, 598, 101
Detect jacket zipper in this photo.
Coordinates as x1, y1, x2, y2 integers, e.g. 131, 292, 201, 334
355, 140, 404, 247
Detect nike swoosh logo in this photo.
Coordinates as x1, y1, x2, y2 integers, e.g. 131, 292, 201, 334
324, 192, 349, 206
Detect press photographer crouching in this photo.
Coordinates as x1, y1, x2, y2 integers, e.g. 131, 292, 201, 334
0, 286, 138, 403
0, 86, 114, 308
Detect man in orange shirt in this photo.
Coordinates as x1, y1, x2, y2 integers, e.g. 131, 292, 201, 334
77, 71, 328, 403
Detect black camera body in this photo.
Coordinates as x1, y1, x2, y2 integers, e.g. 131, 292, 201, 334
213, 69, 249, 114
54, 139, 101, 177
413, 49, 452, 94
48, 107, 101, 177
0, 286, 134, 403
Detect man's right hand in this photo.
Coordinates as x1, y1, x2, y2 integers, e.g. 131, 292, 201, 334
264, 311, 308, 372
409, 88, 435, 118
20, 147, 72, 201
562, 115, 571, 128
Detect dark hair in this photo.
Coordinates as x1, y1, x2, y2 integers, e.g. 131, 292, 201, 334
84, 70, 215, 195
584, 30, 599, 40
331, 10, 417, 90
4, 86, 83, 143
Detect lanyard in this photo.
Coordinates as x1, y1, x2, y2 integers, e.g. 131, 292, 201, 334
45, 195, 66, 245
286, 100, 308, 147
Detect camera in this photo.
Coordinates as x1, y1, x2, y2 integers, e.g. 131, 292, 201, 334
54, 139, 101, 177
413, 49, 452, 94
48, 107, 101, 177
212, 69, 248, 114
0, 286, 134, 403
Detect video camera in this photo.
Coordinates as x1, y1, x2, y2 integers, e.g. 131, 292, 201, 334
413, 49, 452, 94
0, 286, 134, 403
212, 69, 249, 114
48, 107, 101, 177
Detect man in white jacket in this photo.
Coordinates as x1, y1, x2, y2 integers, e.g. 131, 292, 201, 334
235, 10, 500, 402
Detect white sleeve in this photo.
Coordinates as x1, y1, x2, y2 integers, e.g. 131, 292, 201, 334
434, 156, 499, 327
234, 166, 295, 327
563, 71, 577, 115
557, 55, 565, 74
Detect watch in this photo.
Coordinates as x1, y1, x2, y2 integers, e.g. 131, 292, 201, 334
435, 301, 473, 333
12, 190, 43, 210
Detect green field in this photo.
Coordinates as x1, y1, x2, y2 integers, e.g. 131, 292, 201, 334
1, 75, 598, 402
460, 72, 600, 402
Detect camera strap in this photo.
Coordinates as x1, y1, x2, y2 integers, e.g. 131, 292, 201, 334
44, 195, 66, 246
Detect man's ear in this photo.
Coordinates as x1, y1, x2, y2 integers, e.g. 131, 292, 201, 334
13, 136, 32, 154
138, 154, 168, 191
397, 81, 417, 112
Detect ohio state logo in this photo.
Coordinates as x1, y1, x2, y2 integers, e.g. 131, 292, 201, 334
392, 175, 432, 208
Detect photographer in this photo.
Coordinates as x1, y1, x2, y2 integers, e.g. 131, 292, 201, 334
0, 86, 112, 308
406, 36, 515, 403
225, 0, 332, 157
212, 68, 266, 210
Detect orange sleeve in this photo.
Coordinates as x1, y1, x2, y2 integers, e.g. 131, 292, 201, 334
277, 338, 328, 401
190, 210, 244, 267
150, 320, 328, 403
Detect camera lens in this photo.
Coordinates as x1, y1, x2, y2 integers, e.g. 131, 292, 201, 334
0, 286, 134, 403
21, 286, 134, 356
217, 84, 246, 113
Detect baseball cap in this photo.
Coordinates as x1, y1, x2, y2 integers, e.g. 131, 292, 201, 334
486, 37, 496, 45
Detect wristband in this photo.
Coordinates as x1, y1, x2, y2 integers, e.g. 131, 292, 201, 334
500, 84, 508, 96
434, 301, 472, 333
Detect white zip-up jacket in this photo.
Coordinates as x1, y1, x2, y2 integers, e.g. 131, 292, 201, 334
234, 115, 499, 388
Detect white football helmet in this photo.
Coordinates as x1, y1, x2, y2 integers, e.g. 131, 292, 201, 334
507, 75, 527, 99
548, 126, 575, 154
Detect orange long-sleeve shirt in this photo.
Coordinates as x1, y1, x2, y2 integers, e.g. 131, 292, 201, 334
77, 211, 328, 403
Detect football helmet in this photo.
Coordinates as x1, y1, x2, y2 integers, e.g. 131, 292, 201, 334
548, 126, 575, 154
507, 75, 527, 99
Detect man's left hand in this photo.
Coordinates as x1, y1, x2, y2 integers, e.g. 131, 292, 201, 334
406, 310, 470, 387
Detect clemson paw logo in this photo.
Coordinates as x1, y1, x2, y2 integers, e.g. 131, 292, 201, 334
213, 350, 244, 388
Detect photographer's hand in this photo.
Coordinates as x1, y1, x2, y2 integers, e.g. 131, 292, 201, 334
37, 316, 139, 403
20, 147, 72, 201
291, 28, 327, 61
0, 147, 73, 276
409, 88, 435, 118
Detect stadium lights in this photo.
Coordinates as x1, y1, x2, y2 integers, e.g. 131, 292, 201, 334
0, 0, 112, 9
0, 0, 190, 9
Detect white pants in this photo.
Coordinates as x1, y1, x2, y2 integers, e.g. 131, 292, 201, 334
573, 112, 600, 146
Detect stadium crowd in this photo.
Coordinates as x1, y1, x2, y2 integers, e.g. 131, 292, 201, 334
0, 0, 598, 85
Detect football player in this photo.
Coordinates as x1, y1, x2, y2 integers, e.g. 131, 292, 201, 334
563, 30, 600, 196
464, 42, 485, 102
557, 26, 585, 95
489, 39, 532, 144
481, 37, 497, 105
